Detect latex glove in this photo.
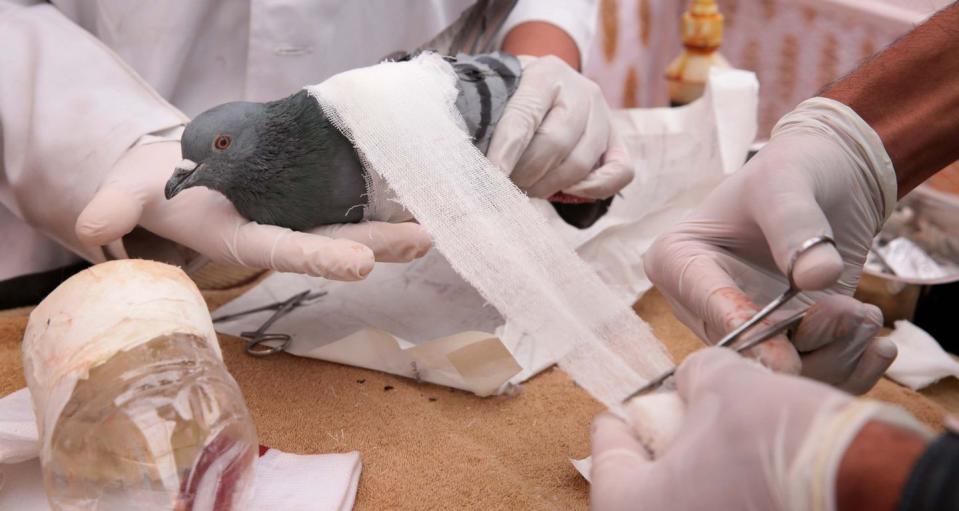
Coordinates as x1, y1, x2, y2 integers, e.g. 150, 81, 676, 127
590, 347, 930, 511
644, 98, 899, 393
487, 55, 633, 200
75, 141, 432, 280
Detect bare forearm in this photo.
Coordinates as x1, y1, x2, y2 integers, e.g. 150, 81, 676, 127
823, 3, 959, 197
837, 421, 928, 511
501, 21, 581, 70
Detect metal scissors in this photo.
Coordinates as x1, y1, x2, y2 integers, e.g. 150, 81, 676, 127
622, 235, 836, 402
212, 289, 327, 357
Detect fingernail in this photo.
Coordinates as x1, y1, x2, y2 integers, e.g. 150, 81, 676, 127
852, 311, 882, 344
863, 304, 884, 327
872, 338, 898, 359
792, 244, 843, 290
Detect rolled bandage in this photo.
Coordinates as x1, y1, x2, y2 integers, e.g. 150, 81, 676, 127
621, 391, 686, 457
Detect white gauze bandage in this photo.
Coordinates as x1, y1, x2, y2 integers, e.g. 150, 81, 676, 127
307, 53, 673, 406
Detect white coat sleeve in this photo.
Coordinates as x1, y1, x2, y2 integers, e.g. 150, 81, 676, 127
497, 0, 599, 65
0, 2, 187, 263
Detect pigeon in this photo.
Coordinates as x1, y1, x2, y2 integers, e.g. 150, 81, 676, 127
166, 0, 613, 229
164, 52, 522, 231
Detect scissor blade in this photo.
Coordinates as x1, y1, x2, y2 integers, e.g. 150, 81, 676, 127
213, 303, 282, 323
212, 290, 326, 323
621, 368, 676, 402
733, 310, 807, 354
622, 309, 808, 403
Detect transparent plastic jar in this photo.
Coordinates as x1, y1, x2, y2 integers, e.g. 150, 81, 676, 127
22, 260, 257, 511
43, 332, 256, 510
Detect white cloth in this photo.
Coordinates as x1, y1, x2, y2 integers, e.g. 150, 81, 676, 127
0, 0, 596, 278
212, 264, 523, 396
885, 320, 959, 390
251, 450, 362, 511
0, 389, 37, 465
0, 388, 362, 511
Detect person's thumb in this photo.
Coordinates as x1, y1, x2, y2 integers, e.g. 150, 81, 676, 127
76, 181, 145, 246
486, 57, 557, 177
229, 222, 376, 280
675, 347, 766, 404
795, 296, 894, 394
837, 337, 897, 395
312, 221, 432, 263
748, 176, 843, 291
590, 412, 652, 510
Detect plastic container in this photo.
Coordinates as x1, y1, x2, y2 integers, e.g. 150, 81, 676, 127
22, 260, 257, 510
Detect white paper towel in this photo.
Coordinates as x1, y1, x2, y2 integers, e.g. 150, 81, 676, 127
885, 320, 959, 390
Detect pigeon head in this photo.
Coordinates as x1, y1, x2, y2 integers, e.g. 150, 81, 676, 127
165, 101, 264, 200
164, 91, 368, 231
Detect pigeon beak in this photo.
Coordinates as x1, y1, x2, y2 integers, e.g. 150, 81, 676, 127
165, 159, 203, 199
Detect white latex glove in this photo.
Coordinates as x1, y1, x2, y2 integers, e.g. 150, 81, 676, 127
590, 347, 931, 511
645, 98, 899, 393
487, 55, 634, 200
75, 141, 432, 280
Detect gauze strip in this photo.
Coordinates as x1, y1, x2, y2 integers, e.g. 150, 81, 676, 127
307, 53, 672, 406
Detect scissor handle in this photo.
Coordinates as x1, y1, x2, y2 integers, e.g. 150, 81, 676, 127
786, 236, 836, 289
241, 332, 291, 357
714, 235, 835, 349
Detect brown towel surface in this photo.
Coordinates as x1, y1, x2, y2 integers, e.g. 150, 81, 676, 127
0, 284, 951, 510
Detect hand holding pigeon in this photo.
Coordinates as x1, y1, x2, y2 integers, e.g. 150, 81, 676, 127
76, 141, 431, 280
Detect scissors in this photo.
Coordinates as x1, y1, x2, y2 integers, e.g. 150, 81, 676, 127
622, 235, 836, 402
212, 289, 327, 357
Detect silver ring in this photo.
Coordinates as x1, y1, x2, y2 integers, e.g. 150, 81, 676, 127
786, 235, 836, 288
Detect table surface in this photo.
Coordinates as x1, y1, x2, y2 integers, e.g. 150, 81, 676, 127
1, 284, 954, 510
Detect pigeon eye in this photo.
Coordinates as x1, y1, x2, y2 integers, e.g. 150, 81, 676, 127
213, 135, 232, 151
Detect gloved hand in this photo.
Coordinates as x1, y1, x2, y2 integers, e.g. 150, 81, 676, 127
644, 98, 899, 393
487, 55, 633, 200
75, 141, 432, 280
590, 348, 931, 511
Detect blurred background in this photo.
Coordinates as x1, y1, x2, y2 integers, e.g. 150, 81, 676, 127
583, 0, 951, 136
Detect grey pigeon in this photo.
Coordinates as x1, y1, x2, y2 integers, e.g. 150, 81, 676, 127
166, 0, 613, 230
165, 52, 522, 231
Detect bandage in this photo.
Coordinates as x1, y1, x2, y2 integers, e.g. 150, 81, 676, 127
307, 53, 674, 408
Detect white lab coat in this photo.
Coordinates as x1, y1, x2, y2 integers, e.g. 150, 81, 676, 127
0, 0, 596, 280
